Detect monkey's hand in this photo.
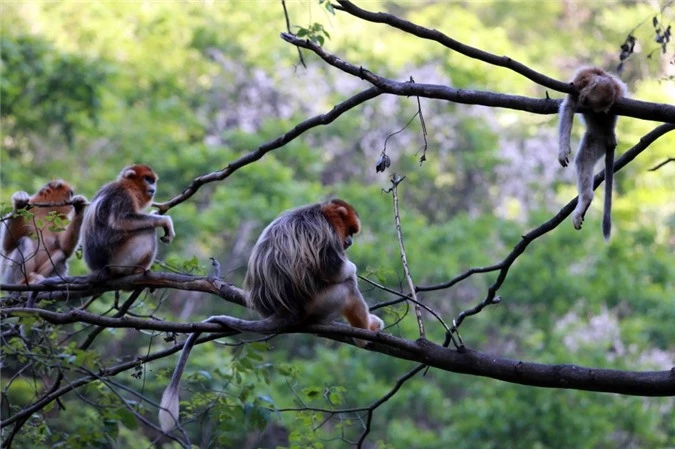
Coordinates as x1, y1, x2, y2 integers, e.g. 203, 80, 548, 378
368, 314, 384, 332
160, 216, 175, 244
558, 147, 571, 167
71, 195, 88, 213
353, 314, 384, 348
12, 191, 30, 211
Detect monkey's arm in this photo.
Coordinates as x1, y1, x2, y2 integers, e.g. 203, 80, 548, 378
110, 213, 175, 243
558, 96, 577, 167
1, 237, 38, 284
342, 278, 384, 347
58, 195, 88, 257
1, 192, 31, 254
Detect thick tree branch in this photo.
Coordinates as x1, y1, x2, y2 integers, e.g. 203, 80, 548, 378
280, 33, 675, 123
0, 271, 246, 307
334, 0, 566, 91
2, 307, 673, 397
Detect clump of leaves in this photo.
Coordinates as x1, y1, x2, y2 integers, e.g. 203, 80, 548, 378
295, 23, 331, 46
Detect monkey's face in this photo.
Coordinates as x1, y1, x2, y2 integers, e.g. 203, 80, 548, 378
343, 220, 360, 249
142, 175, 157, 200
120, 164, 159, 206
320, 199, 361, 250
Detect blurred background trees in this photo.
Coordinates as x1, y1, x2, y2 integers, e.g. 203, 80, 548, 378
1, 1, 673, 448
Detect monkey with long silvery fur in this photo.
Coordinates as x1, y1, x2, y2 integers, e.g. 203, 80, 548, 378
158, 199, 384, 432
558, 66, 627, 240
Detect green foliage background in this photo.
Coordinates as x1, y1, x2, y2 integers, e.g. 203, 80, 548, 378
1, 1, 673, 448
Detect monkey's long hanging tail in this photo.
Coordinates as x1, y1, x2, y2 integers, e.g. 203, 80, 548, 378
158, 331, 201, 432
602, 146, 614, 241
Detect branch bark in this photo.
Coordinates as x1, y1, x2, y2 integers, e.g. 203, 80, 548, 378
2, 306, 673, 397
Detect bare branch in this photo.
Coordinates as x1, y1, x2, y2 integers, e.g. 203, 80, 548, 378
153, 87, 381, 213
334, 0, 566, 91
428, 123, 675, 334
280, 32, 675, 123
384, 175, 425, 339
0, 271, 246, 308
648, 157, 675, 171
2, 307, 673, 397
357, 363, 426, 448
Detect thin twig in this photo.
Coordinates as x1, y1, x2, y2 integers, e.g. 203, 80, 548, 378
281, 0, 307, 68
384, 175, 425, 339
648, 157, 674, 171
356, 363, 426, 448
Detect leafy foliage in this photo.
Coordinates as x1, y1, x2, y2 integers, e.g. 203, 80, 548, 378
1, 1, 673, 449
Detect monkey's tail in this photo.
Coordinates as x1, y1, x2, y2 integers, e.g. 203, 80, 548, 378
602, 146, 615, 241
158, 331, 200, 432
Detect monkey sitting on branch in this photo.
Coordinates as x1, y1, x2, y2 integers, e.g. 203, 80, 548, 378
558, 66, 627, 240
243, 198, 384, 336
1, 180, 88, 285
158, 198, 384, 432
82, 164, 175, 277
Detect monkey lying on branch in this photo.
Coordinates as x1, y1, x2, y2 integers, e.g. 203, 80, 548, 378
558, 66, 627, 240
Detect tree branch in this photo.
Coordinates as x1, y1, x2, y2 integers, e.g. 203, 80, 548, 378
280, 32, 675, 123
2, 307, 673, 397
153, 87, 382, 213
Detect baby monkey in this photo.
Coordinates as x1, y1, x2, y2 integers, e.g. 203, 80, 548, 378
558, 66, 627, 240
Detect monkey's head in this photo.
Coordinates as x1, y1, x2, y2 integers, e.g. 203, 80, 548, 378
31, 180, 77, 217
33, 180, 74, 203
321, 199, 361, 250
574, 69, 625, 114
118, 164, 158, 208
580, 80, 616, 113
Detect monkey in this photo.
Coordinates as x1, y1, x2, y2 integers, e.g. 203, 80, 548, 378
81, 164, 175, 277
0, 180, 87, 285
158, 199, 383, 432
243, 199, 384, 333
558, 66, 627, 240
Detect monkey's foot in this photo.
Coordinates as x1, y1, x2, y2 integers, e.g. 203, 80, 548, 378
558, 148, 571, 167
572, 212, 585, 230
27, 273, 46, 284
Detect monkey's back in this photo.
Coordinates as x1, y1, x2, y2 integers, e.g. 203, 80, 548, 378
244, 203, 345, 318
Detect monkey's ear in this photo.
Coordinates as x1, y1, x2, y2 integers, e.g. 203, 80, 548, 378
336, 206, 348, 217
121, 168, 137, 179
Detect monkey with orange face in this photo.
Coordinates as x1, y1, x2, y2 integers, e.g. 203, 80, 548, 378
244, 199, 383, 333
82, 164, 175, 276
158, 199, 383, 432
558, 66, 627, 240
0, 180, 87, 285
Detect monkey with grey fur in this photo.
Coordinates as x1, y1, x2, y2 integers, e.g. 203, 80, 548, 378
558, 66, 627, 240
